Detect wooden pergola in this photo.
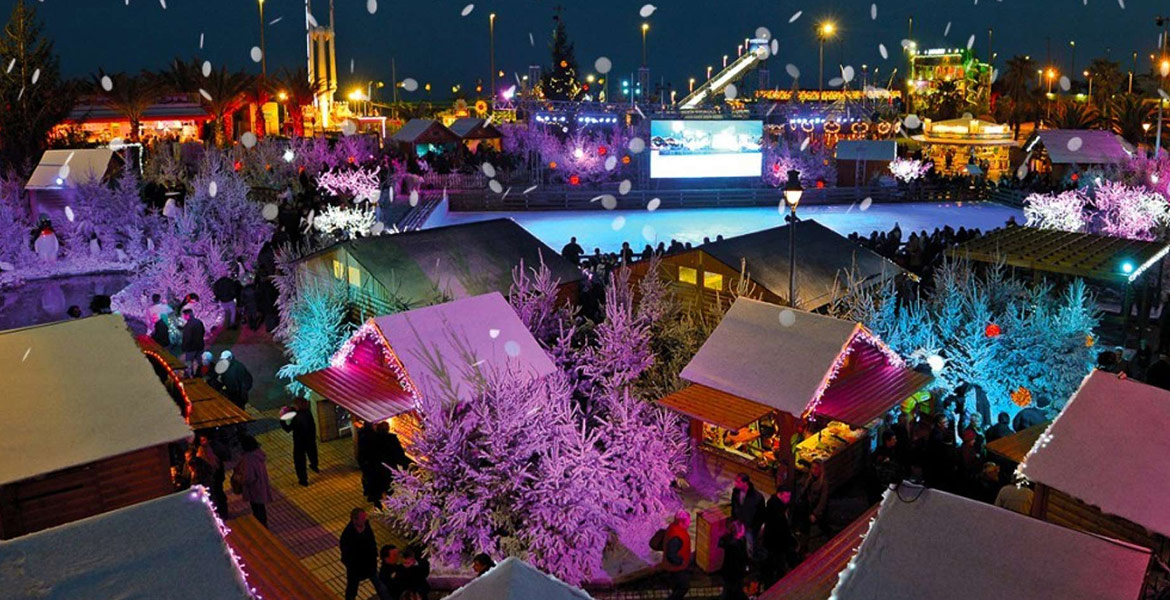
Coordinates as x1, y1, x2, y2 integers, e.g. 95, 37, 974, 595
947, 226, 1170, 337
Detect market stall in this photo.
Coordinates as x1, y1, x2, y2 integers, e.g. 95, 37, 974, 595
0, 315, 191, 539
297, 292, 555, 454
830, 485, 1150, 600
658, 298, 932, 495
1020, 371, 1170, 566
0, 491, 252, 599
759, 504, 880, 600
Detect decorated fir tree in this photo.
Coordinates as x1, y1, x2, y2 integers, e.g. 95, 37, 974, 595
541, 13, 581, 102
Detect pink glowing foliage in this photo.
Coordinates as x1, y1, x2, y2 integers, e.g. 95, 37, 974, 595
1089, 181, 1170, 241
316, 166, 382, 203
1023, 189, 1088, 233
501, 123, 635, 185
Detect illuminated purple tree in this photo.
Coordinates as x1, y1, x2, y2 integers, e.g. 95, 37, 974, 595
1023, 189, 1088, 233
316, 166, 382, 203
1089, 181, 1170, 241
763, 140, 837, 187
888, 157, 933, 183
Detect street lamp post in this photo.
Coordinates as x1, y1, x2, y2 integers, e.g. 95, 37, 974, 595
707, 65, 713, 79
1069, 40, 1076, 77
818, 22, 836, 102
1084, 70, 1092, 102
1157, 59, 1169, 157
783, 170, 804, 308
1045, 68, 1056, 121
257, 0, 267, 78
689, 77, 695, 93
489, 13, 497, 101
641, 23, 649, 67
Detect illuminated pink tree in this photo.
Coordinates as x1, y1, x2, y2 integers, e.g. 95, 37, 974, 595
1023, 189, 1088, 233
1089, 181, 1170, 241
316, 166, 382, 203
763, 140, 837, 187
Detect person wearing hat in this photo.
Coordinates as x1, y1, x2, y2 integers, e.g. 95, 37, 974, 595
214, 350, 253, 410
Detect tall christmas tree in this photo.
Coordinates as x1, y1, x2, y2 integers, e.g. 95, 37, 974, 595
541, 11, 581, 101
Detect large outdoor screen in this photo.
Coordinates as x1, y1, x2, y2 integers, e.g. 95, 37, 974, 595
649, 120, 763, 178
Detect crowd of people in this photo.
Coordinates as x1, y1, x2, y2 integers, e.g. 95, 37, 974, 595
848, 222, 997, 279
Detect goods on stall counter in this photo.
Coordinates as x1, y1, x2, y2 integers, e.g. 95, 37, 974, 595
795, 421, 864, 466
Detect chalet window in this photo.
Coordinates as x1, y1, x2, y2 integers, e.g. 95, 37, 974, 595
703, 272, 724, 291
348, 266, 362, 287
679, 266, 698, 285
332, 259, 343, 280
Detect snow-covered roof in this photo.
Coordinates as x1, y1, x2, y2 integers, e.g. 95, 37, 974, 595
26, 148, 119, 190
391, 118, 459, 144
834, 140, 897, 161
0, 315, 191, 486
0, 490, 252, 600
1027, 129, 1134, 165
1021, 370, 1170, 538
444, 557, 594, 600
449, 117, 503, 139
309, 219, 584, 305
697, 219, 907, 309
831, 486, 1151, 600
373, 292, 556, 404
681, 297, 861, 416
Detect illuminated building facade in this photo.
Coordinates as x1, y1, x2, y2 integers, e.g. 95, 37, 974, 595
908, 48, 992, 116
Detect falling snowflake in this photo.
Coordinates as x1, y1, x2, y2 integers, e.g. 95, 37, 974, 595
779, 309, 796, 327
611, 216, 626, 230
250, 47, 263, 63
367, 0, 377, 14
628, 137, 646, 153
461, 4, 474, 17
786, 64, 800, 79
101, 75, 113, 91
870, 3, 878, 19
639, 4, 656, 17
789, 10, 802, 22
482, 163, 496, 178
724, 84, 738, 99
594, 57, 613, 74
1067, 137, 1083, 152
647, 198, 661, 211
755, 27, 771, 40
240, 131, 257, 149
401, 78, 418, 92
209, 181, 218, 198
504, 340, 521, 357
618, 180, 632, 195
879, 44, 888, 59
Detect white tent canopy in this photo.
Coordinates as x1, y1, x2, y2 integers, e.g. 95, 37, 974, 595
445, 557, 594, 600
374, 292, 556, 405
680, 297, 860, 415
1021, 370, 1170, 538
0, 315, 191, 486
0, 490, 252, 600
25, 148, 119, 190
831, 486, 1150, 600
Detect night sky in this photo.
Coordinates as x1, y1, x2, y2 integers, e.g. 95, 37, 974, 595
4, 0, 1159, 99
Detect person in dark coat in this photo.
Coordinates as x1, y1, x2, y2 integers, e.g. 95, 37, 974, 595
760, 489, 797, 587
214, 350, 253, 410
378, 545, 402, 599
151, 312, 173, 349
232, 434, 272, 527
180, 309, 205, 373
213, 274, 242, 329
730, 473, 765, 556
281, 398, 319, 486
397, 547, 430, 600
561, 236, 584, 264
718, 521, 750, 600
238, 277, 261, 330
1146, 353, 1170, 390
985, 412, 1014, 442
341, 508, 389, 600
359, 422, 408, 507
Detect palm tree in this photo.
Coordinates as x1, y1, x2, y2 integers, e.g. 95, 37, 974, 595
242, 76, 272, 140
1054, 100, 1100, 130
275, 67, 317, 137
1000, 55, 1036, 138
1087, 58, 1124, 122
1112, 94, 1151, 146
92, 70, 162, 143
163, 59, 252, 146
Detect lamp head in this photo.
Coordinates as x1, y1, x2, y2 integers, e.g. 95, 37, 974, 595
783, 170, 804, 209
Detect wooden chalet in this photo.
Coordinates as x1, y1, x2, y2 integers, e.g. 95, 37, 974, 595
631, 219, 907, 314
444, 557, 594, 600
0, 316, 191, 539
657, 297, 932, 494
294, 219, 584, 320
0, 491, 251, 599
1020, 371, 1170, 571
831, 486, 1150, 600
449, 117, 503, 152
1022, 129, 1135, 180
390, 118, 460, 156
297, 292, 556, 444
986, 421, 1049, 467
